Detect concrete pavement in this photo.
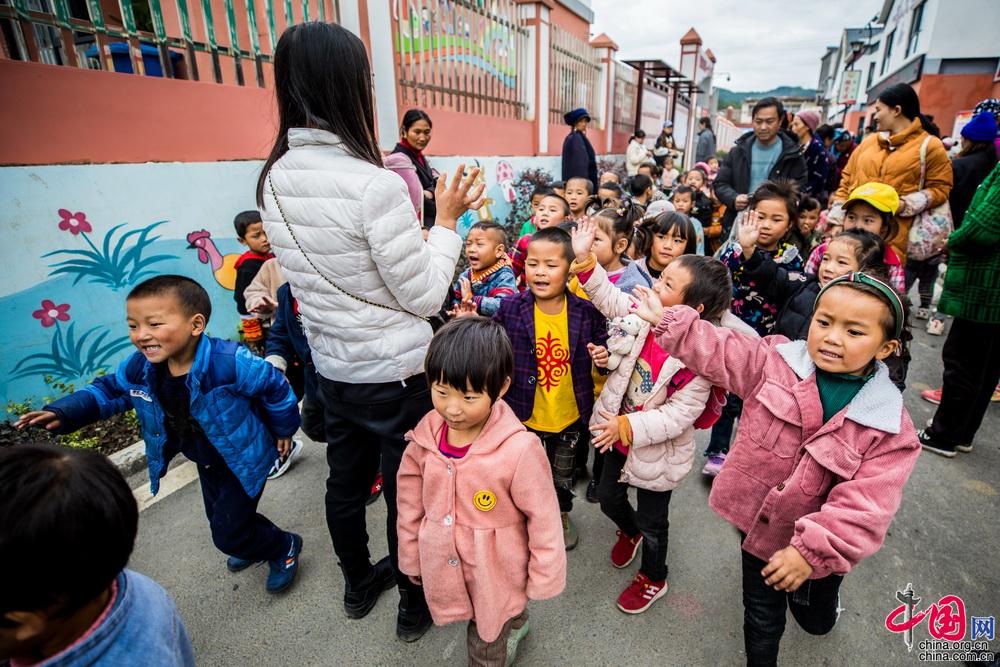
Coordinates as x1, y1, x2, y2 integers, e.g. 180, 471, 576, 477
128, 324, 998, 666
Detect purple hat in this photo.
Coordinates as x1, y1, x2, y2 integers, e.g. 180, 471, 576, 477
797, 110, 821, 134
961, 111, 999, 142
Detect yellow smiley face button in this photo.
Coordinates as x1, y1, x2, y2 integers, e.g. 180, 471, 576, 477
473, 490, 497, 512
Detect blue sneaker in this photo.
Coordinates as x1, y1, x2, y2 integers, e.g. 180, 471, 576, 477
226, 556, 260, 573
266, 533, 303, 593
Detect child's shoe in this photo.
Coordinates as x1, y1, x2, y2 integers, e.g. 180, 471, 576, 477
585, 479, 599, 503
616, 572, 668, 614
920, 388, 942, 405
226, 555, 260, 572
266, 532, 303, 593
366, 471, 383, 506
267, 438, 303, 480
343, 556, 396, 619
702, 453, 726, 477
397, 589, 433, 642
505, 618, 531, 666
917, 430, 957, 458
561, 513, 579, 551
926, 318, 946, 336
915, 307, 930, 320
993, 384, 1000, 402
610, 530, 642, 569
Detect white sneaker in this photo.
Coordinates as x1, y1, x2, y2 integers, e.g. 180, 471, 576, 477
916, 307, 929, 320
267, 438, 303, 480
926, 318, 946, 336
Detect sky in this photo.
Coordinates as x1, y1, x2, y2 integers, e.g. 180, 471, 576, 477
590, 0, 884, 92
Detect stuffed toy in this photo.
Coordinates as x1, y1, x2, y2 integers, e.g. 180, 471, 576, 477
606, 314, 643, 370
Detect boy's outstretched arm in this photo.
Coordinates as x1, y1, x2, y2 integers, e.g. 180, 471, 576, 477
22, 366, 134, 435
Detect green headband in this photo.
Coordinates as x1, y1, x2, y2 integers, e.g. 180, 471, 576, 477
816, 272, 905, 340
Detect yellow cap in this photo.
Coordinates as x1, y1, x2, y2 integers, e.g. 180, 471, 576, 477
845, 182, 899, 214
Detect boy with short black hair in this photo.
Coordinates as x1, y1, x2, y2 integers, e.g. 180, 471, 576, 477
17, 275, 304, 594
451, 221, 516, 316
234, 210, 274, 355
0, 443, 194, 666
493, 227, 608, 549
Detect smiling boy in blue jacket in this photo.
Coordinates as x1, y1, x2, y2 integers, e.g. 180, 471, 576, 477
17, 275, 304, 594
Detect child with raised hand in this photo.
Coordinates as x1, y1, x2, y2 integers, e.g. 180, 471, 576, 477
564, 176, 594, 222
616, 210, 698, 295
493, 227, 608, 550
803, 183, 905, 291
634, 271, 919, 666
450, 221, 517, 317
396, 318, 566, 666
16, 275, 304, 594
0, 444, 194, 667
570, 219, 752, 614
512, 193, 570, 291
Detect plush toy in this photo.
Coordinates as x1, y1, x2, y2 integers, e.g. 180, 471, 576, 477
606, 314, 643, 370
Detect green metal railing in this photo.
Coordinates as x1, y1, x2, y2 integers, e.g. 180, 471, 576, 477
0, 0, 338, 86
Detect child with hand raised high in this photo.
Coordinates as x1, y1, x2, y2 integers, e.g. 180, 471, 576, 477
632, 271, 919, 666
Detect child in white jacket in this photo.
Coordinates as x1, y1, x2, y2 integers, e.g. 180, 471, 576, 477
571, 219, 756, 614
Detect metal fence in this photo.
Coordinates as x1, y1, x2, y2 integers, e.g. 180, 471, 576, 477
612, 60, 637, 134
392, 0, 529, 119
548, 25, 599, 125
0, 0, 336, 86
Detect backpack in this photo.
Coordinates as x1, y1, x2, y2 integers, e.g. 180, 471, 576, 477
666, 368, 727, 429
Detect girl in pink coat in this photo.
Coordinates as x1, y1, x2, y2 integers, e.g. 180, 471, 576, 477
397, 318, 566, 666
632, 272, 920, 666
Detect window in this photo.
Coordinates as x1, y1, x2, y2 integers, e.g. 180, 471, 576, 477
866, 61, 876, 89
881, 30, 896, 75
907, 2, 925, 57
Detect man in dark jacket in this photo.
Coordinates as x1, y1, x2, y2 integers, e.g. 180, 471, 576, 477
695, 116, 717, 164
562, 107, 598, 189
714, 97, 807, 235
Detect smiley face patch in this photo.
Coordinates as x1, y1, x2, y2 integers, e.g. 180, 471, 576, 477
473, 490, 497, 512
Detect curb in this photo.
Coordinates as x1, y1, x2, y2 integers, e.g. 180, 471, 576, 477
110, 439, 146, 478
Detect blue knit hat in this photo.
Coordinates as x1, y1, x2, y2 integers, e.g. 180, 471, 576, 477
962, 111, 999, 142
564, 108, 591, 126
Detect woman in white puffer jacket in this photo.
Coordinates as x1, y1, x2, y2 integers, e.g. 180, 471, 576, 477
256, 22, 483, 642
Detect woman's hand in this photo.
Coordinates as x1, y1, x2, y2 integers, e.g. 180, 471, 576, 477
737, 210, 760, 259
571, 219, 597, 262
631, 286, 664, 325
15, 410, 61, 431
434, 164, 486, 231
590, 410, 620, 453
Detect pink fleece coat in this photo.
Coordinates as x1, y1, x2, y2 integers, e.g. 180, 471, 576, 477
397, 401, 566, 642
653, 306, 920, 579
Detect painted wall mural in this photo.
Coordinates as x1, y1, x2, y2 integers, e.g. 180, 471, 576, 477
1, 154, 618, 408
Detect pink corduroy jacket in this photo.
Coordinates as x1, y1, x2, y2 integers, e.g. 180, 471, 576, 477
653, 306, 920, 579
397, 401, 566, 642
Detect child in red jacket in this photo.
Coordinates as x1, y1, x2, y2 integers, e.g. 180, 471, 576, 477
397, 318, 566, 666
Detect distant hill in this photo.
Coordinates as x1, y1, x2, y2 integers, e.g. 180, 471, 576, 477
717, 86, 818, 109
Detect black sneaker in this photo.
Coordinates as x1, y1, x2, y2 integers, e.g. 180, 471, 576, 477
585, 479, 599, 503
397, 588, 433, 642
343, 556, 397, 619
918, 429, 957, 458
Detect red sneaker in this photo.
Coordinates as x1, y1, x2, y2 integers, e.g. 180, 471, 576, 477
610, 530, 642, 569
366, 472, 383, 506
920, 388, 942, 405
616, 572, 668, 614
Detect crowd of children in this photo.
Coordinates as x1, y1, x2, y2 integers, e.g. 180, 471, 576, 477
7, 151, 926, 666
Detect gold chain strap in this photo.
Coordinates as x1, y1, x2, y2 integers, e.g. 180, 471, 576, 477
267, 173, 426, 320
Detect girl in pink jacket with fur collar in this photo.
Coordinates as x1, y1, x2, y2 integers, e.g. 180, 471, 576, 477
633, 272, 920, 666
397, 318, 566, 666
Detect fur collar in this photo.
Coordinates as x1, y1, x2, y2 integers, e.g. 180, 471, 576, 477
775, 340, 903, 434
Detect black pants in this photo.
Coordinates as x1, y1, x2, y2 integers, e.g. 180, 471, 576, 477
928, 318, 1000, 446
197, 460, 288, 562
527, 422, 581, 513
318, 372, 430, 608
597, 449, 672, 581
742, 548, 842, 666
904, 255, 942, 309
706, 393, 743, 456
573, 428, 604, 483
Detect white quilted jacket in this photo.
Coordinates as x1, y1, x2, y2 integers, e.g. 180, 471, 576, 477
259, 128, 463, 384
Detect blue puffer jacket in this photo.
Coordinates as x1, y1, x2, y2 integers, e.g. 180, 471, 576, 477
47, 335, 300, 497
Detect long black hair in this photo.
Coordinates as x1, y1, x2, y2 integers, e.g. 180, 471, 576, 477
257, 22, 382, 206
878, 83, 940, 137
401, 108, 432, 134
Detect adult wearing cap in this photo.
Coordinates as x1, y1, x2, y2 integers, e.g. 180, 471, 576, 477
790, 110, 830, 201
831, 83, 952, 262
918, 161, 1000, 458
562, 107, 598, 189
654, 121, 678, 167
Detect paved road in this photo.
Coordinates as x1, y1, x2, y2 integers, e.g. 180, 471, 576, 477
129, 324, 998, 666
